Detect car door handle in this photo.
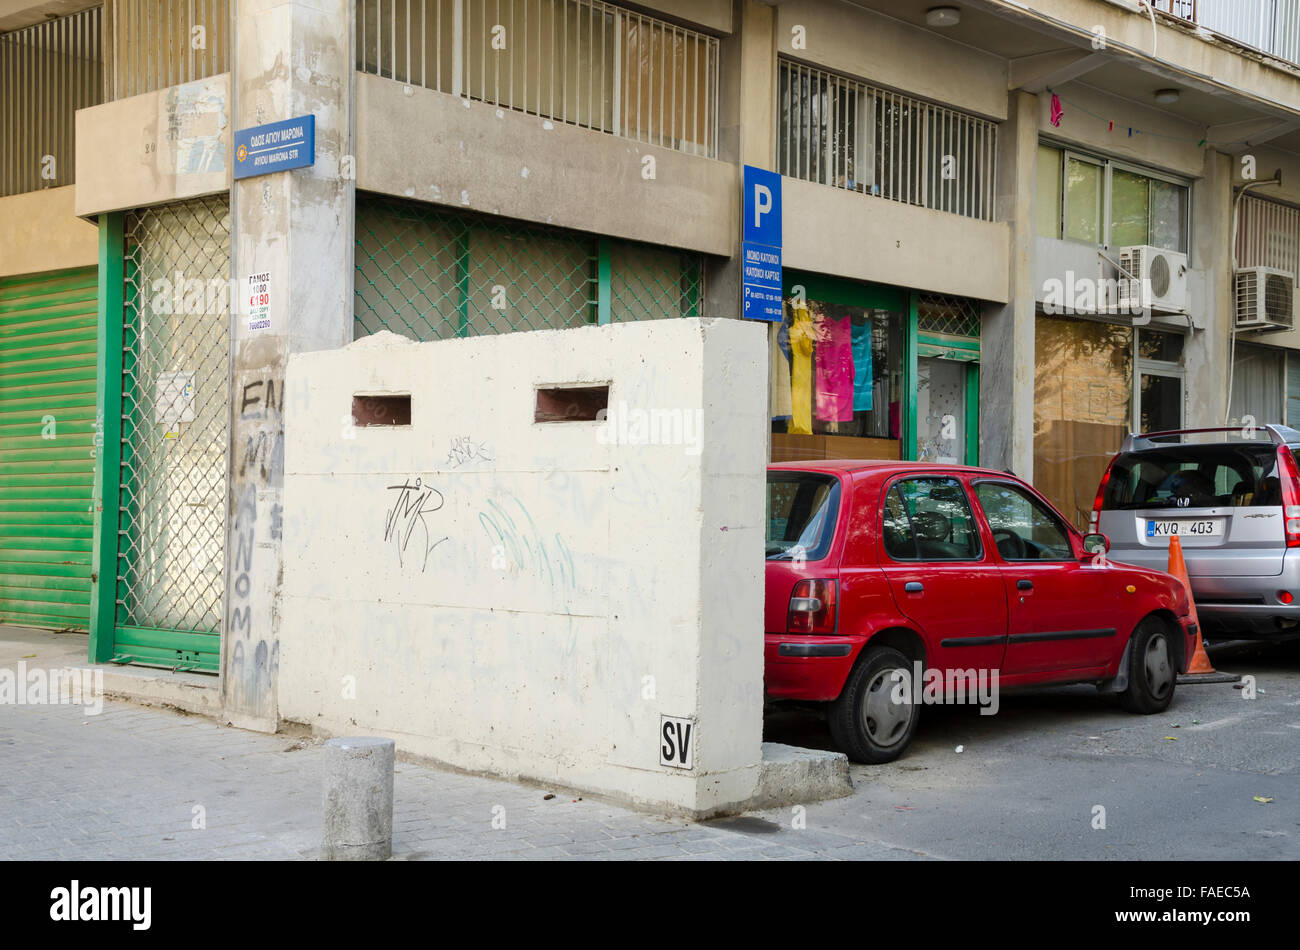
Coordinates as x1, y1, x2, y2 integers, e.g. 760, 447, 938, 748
1017, 579, 1034, 591
904, 582, 924, 593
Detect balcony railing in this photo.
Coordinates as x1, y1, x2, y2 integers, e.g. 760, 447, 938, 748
356, 0, 720, 158
1153, 0, 1300, 68
778, 59, 998, 222
1237, 193, 1300, 280
104, 0, 232, 100
0, 7, 103, 197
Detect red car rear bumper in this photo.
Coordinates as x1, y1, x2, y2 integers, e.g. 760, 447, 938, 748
764, 633, 869, 702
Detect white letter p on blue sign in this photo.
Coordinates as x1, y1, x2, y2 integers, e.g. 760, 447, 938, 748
753, 184, 772, 229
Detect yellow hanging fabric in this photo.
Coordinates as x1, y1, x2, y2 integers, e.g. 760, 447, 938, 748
788, 301, 815, 435
768, 322, 793, 420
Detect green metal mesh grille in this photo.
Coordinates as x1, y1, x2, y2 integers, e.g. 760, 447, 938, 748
119, 196, 230, 640
610, 242, 702, 321
356, 196, 596, 340
355, 194, 702, 341
917, 292, 981, 338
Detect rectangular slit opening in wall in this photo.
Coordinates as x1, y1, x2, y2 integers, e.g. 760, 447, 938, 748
535, 385, 610, 423
352, 394, 412, 426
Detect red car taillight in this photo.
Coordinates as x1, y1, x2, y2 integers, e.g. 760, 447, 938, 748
1090, 453, 1119, 534
1277, 446, 1300, 548
787, 579, 837, 635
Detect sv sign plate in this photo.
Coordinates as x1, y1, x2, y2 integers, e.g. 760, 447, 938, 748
660, 715, 695, 769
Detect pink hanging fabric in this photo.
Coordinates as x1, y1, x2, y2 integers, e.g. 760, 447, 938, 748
814, 309, 855, 423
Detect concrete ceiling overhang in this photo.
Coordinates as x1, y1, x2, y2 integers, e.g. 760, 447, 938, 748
0, 0, 98, 33
844, 0, 1300, 152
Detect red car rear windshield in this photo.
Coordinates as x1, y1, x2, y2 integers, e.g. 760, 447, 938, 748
766, 473, 840, 561
1102, 444, 1282, 510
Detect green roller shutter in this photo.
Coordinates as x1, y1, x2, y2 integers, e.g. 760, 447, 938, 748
0, 267, 97, 630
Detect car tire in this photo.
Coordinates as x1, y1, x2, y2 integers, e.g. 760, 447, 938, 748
828, 646, 920, 764
1119, 616, 1177, 714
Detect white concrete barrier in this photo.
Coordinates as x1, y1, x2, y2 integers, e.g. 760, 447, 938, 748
279, 317, 768, 816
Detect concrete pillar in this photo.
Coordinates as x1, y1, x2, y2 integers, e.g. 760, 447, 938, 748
982, 90, 1038, 478
1186, 149, 1234, 427
223, 0, 354, 730
321, 737, 395, 861
703, 0, 775, 321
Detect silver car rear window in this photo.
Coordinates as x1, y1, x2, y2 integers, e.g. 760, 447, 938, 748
1102, 444, 1282, 510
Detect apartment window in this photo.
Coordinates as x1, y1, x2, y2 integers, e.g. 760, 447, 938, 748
1038, 144, 1190, 253
1230, 342, 1285, 426
777, 59, 998, 221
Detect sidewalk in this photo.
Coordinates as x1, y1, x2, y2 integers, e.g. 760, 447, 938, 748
6, 625, 1295, 861
0, 626, 913, 861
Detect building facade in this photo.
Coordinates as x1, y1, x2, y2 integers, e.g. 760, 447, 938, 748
3, 0, 1300, 722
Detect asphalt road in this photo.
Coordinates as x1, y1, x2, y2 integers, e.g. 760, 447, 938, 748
759, 638, 1300, 859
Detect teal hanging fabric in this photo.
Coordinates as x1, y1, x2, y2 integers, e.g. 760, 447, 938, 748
852, 319, 873, 412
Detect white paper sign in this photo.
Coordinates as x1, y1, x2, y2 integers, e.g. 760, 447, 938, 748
246, 272, 271, 331
659, 715, 695, 769
156, 371, 196, 425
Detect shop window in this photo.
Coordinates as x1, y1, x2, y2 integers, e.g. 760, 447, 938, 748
770, 292, 903, 462
354, 197, 702, 342
1033, 316, 1134, 527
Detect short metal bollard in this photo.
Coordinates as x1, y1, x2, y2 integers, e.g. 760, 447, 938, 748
321, 736, 395, 861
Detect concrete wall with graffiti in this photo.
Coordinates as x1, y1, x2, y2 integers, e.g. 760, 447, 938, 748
278, 317, 767, 816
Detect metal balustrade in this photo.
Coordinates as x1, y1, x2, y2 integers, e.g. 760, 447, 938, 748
778, 59, 998, 222
356, 0, 720, 158
1237, 193, 1300, 281
0, 7, 103, 196
103, 0, 231, 100
1153, 0, 1300, 67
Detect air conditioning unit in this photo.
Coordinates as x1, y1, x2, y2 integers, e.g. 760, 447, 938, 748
1235, 266, 1296, 331
1117, 245, 1188, 314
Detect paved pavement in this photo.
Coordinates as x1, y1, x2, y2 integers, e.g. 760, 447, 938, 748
2, 630, 1298, 860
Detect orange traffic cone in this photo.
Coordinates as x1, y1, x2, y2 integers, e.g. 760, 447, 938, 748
1167, 534, 1234, 682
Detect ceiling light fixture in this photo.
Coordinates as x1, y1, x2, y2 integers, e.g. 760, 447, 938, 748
926, 6, 961, 27
1154, 88, 1181, 104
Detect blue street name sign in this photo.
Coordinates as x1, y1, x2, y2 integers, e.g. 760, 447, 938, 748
233, 115, 315, 180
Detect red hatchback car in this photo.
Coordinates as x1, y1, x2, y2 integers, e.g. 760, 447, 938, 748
765, 461, 1197, 763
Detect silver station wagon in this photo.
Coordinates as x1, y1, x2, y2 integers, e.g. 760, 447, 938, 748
1091, 425, 1300, 639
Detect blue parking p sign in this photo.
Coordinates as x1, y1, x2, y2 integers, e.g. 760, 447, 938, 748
742, 165, 782, 322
